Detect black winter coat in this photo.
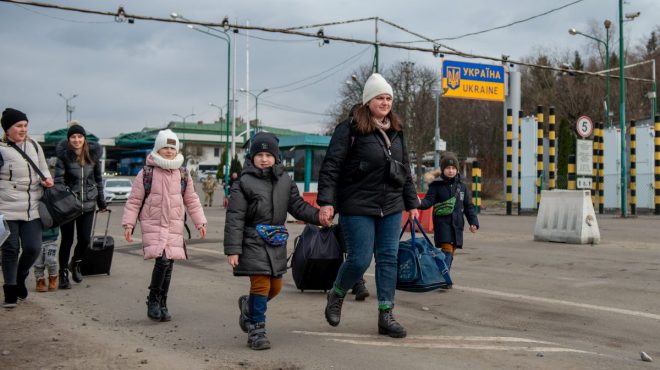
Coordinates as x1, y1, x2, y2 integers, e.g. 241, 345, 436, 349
224, 161, 320, 277
54, 140, 106, 213
317, 119, 419, 216
419, 173, 479, 248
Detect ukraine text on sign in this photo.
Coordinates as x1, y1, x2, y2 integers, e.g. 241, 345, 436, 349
442, 60, 505, 102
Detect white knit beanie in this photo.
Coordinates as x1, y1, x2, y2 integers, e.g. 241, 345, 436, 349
362, 73, 393, 105
153, 129, 180, 154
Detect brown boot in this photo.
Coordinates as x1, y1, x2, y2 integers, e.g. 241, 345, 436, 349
36, 278, 48, 292
48, 275, 58, 291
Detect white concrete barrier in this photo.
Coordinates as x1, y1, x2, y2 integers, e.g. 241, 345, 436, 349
534, 190, 600, 244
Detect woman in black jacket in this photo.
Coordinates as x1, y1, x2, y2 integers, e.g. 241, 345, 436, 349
317, 73, 419, 338
55, 124, 106, 288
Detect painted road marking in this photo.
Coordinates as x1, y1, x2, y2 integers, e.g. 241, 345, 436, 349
457, 286, 660, 321
293, 331, 593, 354
363, 272, 660, 321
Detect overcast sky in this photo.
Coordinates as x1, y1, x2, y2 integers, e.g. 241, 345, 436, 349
1, 0, 659, 138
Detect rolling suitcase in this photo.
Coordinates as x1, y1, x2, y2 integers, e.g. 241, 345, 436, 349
80, 209, 114, 276
289, 224, 343, 292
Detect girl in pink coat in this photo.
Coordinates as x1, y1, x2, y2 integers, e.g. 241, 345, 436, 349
122, 129, 207, 322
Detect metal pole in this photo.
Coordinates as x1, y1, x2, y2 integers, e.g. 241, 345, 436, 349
225, 33, 232, 197
652, 59, 657, 121
618, 0, 627, 217
373, 18, 379, 73
434, 93, 440, 169
605, 26, 611, 128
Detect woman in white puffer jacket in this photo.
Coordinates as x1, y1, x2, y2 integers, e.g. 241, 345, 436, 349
0, 108, 53, 308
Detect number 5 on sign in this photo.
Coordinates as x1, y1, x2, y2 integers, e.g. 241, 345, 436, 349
575, 116, 594, 139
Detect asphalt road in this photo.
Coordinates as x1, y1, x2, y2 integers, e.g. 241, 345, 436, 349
6, 194, 660, 369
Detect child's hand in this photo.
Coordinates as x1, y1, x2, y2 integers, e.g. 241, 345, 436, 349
227, 254, 239, 268
198, 225, 207, 239
124, 227, 133, 242
469, 225, 478, 233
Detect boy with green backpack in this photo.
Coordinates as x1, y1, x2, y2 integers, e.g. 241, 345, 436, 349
419, 152, 479, 280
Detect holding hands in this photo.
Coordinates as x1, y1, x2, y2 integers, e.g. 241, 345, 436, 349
469, 224, 478, 233
319, 206, 334, 227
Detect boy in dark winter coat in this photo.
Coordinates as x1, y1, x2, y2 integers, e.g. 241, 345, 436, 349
224, 132, 328, 350
419, 152, 479, 279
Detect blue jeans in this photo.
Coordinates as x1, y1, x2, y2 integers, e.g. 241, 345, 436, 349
335, 212, 402, 307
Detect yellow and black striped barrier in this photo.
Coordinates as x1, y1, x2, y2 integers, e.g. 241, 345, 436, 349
630, 120, 637, 216
506, 108, 513, 215
655, 115, 660, 215
517, 110, 523, 215
536, 106, 544, 209
597, 121, 604, 214
568, 154, 576, 190
548, 107, 556, 190
472, 161, 481, 214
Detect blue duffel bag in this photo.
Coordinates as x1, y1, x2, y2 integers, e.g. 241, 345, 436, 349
396, 217, 452, 292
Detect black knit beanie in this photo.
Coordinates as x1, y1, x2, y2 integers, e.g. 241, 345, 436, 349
1, 108, 28, 132
67, 124, 86, 139
249, 132, 280, 161
440, 152, 459, 172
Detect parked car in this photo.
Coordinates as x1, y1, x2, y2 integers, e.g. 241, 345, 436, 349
197, 170, 218, 182
104, 178, 133, 202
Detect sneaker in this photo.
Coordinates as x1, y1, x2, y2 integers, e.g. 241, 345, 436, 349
238, 295, 249, 333
247, 323, 271, 350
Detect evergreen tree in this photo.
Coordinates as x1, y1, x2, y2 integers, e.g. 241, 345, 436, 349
230, 153, 243, 175
557, 118, 577, 189
217, 149, 227, 179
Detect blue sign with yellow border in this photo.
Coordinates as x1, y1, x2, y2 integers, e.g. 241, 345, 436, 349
442, 60, 505, 102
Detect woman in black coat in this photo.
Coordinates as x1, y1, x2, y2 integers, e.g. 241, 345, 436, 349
317, 73, 419, 338
54, 124, 106, 288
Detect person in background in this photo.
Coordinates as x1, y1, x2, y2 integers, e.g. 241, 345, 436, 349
419, 152, 479, 280
201, 172, 218, 207
0, 108, 54, 308
55, 123, 106, 289
317, 74, 419, 338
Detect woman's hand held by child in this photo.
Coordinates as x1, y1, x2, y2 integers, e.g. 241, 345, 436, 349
198, 225, 207, 239
469, 224, 478, 233
227, 254, 239, 268
124, 227, 133, 242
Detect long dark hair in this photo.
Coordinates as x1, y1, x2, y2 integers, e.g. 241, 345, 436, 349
352, 104, 401, 135
68, 139, 92, 166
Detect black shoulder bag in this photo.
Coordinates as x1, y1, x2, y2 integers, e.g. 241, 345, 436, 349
10, 141, 82, 228
374, 132, 409, 187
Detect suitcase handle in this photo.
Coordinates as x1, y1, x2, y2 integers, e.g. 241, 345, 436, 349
91, 209, 112, 249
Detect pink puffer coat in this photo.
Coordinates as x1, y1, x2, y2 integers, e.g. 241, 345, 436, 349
122, 157, 206, 260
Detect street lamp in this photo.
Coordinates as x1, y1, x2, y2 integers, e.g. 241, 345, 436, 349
569, 20, 612, 128
172, 112, 195, 154
171, 12, 233, 197
239, 88, 269, 133
209, 102, 225, 123
57, 92, 78, 125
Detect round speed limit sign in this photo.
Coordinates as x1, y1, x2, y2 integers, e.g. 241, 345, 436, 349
575, 116, 594, 138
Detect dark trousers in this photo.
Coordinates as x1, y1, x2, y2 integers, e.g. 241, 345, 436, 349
1, 219, 42, 285
149, 255, 174, 296
59, 210, 95, 268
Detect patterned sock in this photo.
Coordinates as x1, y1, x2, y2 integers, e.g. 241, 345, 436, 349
334, 285, 346, 297
378, 303, 391, 311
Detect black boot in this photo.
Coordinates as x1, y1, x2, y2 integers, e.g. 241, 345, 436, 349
159, 261, 173, 322
247, 322, 271, 350
378, 307, 407, 338
238, 295, 249, 333
146, 290, 162, 321
3, 285, 17, 309
69, 260, 83, 283
159, 295, 172, 322
324, 290, 344, 327
351, 278, 370, 301
58, 269, 71, 290
17, 272, 28, 300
